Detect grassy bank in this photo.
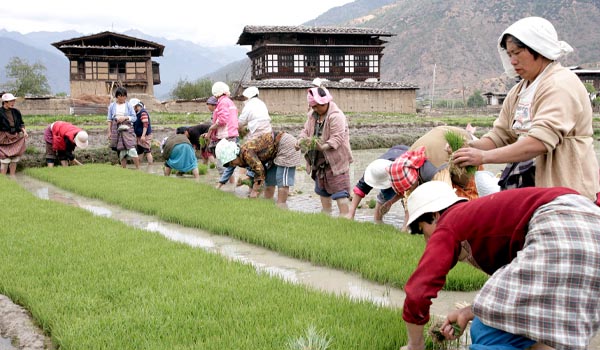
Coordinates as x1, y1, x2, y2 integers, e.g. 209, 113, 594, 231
25, 165, 488, 292
0, 176, 408, 349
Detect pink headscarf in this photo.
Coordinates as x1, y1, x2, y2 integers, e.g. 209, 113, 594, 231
307, 87, 333, 107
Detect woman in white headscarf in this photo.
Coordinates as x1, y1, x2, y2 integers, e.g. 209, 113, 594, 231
453, 17, 600, 202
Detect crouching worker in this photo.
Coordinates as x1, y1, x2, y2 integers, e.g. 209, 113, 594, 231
44, 121, 89, 167
161, 127, 199, 180
215, 133, 276, 199
400, 181, 600, 350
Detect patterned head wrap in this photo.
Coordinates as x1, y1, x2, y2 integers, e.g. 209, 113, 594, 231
307, 87, 333, 107
389, 146, 427, 194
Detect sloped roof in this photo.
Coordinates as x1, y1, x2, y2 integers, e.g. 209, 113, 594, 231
238, 25, 394, 45
52, 31, 164, 56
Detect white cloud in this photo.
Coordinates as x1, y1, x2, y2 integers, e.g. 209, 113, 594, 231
1, 0, 354, 46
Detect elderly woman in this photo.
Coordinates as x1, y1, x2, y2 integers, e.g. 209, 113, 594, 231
400, 181, 600, 350
0, 93, 27, 176
453, 17, 600, 201
296, 87, 353, 216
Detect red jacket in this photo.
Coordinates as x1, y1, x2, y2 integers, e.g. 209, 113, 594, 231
52, 121, 81, 151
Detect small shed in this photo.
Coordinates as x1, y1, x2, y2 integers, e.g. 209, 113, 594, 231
52, 31, 164, 98
242, 80, 418, 114
482, 92, 507, 106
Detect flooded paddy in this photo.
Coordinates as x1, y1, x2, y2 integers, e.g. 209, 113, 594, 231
3, 147, 600, 349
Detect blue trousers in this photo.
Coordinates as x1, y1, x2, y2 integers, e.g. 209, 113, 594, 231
470, 317, 536, 350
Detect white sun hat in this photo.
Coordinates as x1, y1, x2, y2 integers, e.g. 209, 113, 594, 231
212, 81, 230, 97
215, 139, 239, 165
364, 159, 393, 189
129, 98, 143, 108
74, 131, 89, 149
405, 181, 468, 227
2, 93, 16, 102
242, 86, 259, 99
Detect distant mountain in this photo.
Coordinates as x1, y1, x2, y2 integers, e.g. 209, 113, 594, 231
332, 0, 600, 98
0, 29, 247, 99
207, 0, 600, 100
4, 0, 600, 101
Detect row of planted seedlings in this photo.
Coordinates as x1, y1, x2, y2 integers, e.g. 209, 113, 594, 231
1, 175, 403, 349
7, 165, 488, 349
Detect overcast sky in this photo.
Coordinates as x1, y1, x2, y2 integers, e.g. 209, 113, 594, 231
0, 0, 354, 47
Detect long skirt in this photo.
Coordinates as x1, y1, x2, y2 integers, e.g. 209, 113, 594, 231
473, 194, 600, 350
0, 131, 26, 159
166, 143, 198, 173
109, 121, 137, 151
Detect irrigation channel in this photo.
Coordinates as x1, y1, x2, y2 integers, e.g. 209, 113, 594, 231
3, 148, 600, 349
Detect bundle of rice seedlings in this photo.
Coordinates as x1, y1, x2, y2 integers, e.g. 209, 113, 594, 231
427, 316, 463, 350
299, 136, 320, 153
445, 130, 477, 177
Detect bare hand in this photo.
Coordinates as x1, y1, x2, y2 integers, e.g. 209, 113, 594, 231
452, 147, 485, 167
249, 190, 259, 198
440, 306, 474, 340
315, 140, 330, 152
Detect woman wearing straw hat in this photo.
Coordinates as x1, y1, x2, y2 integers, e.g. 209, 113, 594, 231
0, 93, 27, 176
44, 121, 89, 167
453, 16, 600, 202
400, 181, 600, 350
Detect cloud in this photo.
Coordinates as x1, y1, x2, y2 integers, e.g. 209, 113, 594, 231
1, 0, 353, 46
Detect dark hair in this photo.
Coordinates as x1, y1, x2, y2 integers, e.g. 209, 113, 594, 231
408, 209, 447, 235
115, 87, 128, 97
176, 126, 189, 134
500, 34, 540, 59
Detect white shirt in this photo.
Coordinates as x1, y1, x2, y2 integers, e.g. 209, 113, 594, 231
238, 97, 272, 139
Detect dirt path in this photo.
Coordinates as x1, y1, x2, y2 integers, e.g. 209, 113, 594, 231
0, 295, 52, 350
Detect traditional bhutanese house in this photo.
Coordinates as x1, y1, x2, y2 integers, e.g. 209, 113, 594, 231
569, 66, 600, 92
51, 31, 164, 98
236, 25, 418, 114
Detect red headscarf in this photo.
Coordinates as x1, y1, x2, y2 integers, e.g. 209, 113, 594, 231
389, 146, 427, 194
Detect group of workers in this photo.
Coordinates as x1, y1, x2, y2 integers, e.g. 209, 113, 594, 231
2, 15, 600, 349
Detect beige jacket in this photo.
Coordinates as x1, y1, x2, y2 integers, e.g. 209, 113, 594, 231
484, 62, 600, 200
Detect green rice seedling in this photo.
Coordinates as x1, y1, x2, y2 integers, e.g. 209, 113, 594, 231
25, 165, 488, 291
367, 198, 376, 209
209, 162, 216, 169
1, 176, 407, 349
444, 130, 477, 176
299, 136, 320, 153
197, 163, 208, 175
427, 316, 463, 350
198, 136, 207, 148
287, 325, 332, 350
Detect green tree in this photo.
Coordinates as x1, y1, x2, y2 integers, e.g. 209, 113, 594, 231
2, 57, 51, 96
170, 78, 213, 100
467, 90, 486, 108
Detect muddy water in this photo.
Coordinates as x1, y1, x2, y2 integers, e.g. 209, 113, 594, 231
9, 146, 600, 349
